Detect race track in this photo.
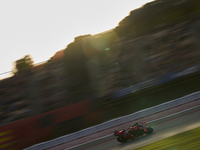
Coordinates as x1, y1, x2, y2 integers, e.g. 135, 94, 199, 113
70, 110, 200, 150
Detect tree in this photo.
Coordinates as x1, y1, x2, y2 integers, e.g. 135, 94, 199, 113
114, 0, 199, 40
13, 55, 34, 75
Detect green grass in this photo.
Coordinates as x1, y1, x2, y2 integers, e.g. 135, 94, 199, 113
134, 127, 200, 150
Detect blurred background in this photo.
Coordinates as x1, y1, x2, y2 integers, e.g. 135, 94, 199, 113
1, 0, 200, 149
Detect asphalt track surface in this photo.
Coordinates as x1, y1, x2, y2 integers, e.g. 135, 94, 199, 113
70, 110, 200, 150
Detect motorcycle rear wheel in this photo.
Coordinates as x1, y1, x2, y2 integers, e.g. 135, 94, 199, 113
117, 137, 127, 143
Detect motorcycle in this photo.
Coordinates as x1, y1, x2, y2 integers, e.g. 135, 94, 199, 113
113, 122, 153, 143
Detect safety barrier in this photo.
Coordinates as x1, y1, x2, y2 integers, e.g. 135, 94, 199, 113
24, 91, 200, 150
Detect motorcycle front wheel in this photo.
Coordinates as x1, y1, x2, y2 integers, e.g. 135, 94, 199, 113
145, 127, 153, 134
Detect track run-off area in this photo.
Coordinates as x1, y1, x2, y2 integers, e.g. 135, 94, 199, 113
70, 109, 200, 150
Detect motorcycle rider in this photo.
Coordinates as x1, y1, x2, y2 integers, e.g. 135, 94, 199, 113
123, 123, 139, 140
132, 122, 148, 137
124, 122, 147, 140
123, 127, 135, 140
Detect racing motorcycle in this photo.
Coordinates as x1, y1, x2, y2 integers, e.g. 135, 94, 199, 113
113, 122, 153, 143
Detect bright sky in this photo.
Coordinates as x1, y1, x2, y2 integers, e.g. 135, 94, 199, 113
0, 0, 153, 79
